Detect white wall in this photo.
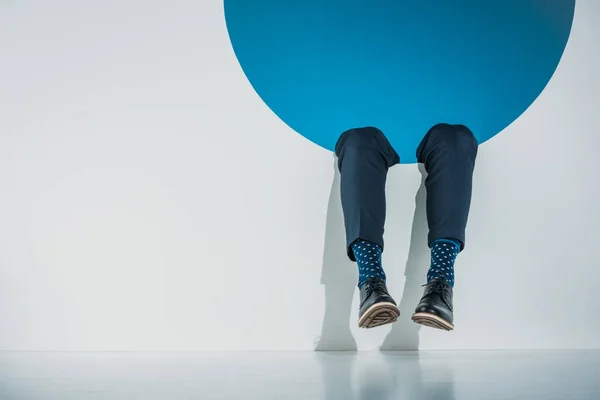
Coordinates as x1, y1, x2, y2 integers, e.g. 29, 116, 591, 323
0, 0, 599, 351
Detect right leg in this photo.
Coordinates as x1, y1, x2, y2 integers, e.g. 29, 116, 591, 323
335, 127, 400, 328
335, 127, 399, 260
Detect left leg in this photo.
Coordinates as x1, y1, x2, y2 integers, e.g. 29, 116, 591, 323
412, 123, 479, 331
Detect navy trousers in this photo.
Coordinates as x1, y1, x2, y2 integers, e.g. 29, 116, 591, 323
334, 124, 478, 261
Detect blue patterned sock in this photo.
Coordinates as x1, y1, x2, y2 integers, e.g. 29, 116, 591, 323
352, 239, 386, 288
427, 239, 461, 287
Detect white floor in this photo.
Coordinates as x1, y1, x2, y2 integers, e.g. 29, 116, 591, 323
0, 350, 598, 399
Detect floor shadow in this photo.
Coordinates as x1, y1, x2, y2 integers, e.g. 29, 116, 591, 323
316, 352, 358, 399
382, 352, 456, 400
380, 164, 429, 351
314, 156, 357, 351
357, 356, 401, 400
317, 351, 456, 400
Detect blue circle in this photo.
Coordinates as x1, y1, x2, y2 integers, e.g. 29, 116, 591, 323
224, 1, 575, 163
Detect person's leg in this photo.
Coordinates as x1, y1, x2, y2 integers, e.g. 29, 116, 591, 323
335, 126, 400, 329
412, 123, 478, 331
335, 126, 399, 260
418, 123, 478, 250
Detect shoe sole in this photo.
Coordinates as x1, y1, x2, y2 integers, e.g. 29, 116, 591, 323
358, 302, 400, 329
411, 312, 454, 331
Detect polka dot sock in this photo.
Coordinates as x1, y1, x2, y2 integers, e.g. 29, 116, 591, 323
352, 239, 386, 288
427, 238, 461, 287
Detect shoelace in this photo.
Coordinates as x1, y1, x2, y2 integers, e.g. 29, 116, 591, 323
423, 279, 451, 298
364, 278, 387, 296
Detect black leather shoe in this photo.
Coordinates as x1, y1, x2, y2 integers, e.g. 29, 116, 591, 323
412, 278, 454, 331
358, 277, 400, 329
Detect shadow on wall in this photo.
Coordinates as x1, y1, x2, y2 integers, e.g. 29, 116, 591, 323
315, 155, 430, 351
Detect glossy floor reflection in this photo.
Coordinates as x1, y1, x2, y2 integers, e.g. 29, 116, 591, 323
0, 350, 598, 399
